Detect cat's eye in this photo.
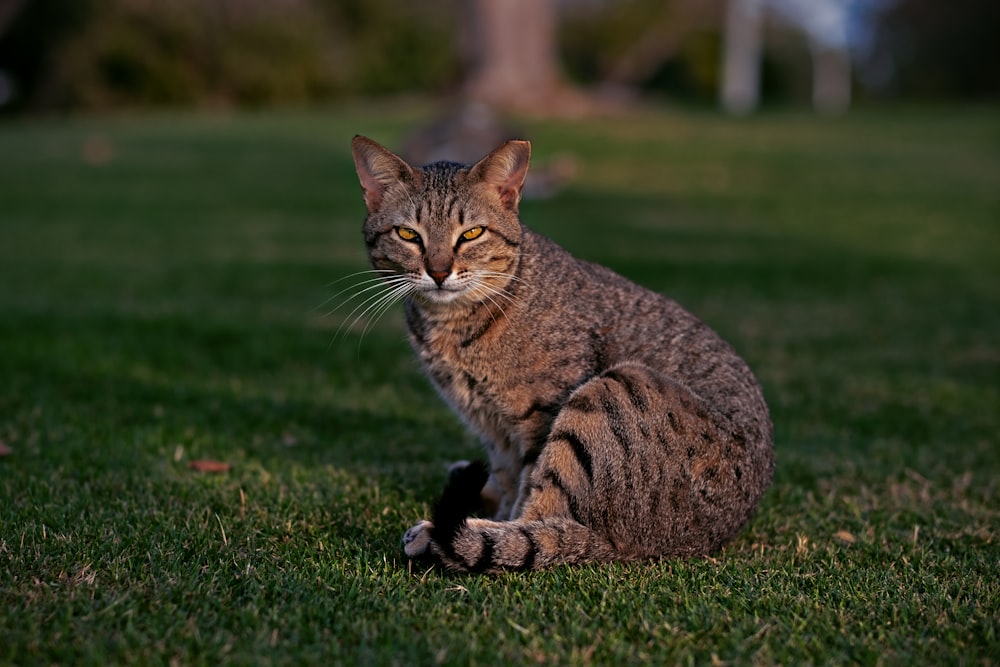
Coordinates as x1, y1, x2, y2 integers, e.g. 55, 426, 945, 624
461, 226, 485, 241
396, 226, 420, 242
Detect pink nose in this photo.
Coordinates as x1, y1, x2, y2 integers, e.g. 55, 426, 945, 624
428, 269, 450, 286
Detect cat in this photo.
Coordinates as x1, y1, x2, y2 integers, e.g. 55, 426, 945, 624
350, 135, 774, 573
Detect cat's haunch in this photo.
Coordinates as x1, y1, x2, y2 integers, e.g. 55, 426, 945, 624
350, 135, 774, 572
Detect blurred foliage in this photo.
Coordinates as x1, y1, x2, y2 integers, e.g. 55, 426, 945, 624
0, 0, 736, 112
0, 0, 461, 112
642, 31, 723, 103
867, 0, 1000, 99
0, 0, 995, 113
559, 0, 724, 103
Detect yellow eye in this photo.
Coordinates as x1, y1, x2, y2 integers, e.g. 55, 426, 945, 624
461, 226, 485, 241
396, 226, 419, 241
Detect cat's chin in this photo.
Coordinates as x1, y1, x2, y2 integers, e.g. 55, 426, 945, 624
416, 287, 469, 306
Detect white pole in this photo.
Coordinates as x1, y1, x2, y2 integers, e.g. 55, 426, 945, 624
721, 0, 764, 115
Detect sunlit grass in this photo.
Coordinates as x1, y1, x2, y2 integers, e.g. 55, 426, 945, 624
1, 105, 998, 665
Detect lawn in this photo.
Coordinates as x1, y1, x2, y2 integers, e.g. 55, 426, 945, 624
1, 104, 998, 665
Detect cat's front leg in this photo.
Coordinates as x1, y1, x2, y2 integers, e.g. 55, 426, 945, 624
486, 466, 520, 520
449, 459, 509, 518
402, 460, 490, 561
508, 463, 537, 519
453, 455, 520, 520
448, 460, 497, 515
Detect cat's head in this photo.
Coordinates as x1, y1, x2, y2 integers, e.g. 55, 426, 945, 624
351, 135, 530, 307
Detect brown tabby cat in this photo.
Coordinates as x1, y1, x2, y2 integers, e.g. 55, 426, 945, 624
350, 135, 774, 573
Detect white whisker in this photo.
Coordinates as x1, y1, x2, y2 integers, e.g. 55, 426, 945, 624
468, 280, 511, 323
480, 290, 508, 322
348, 282, 417, 353
473, 269, 528, 286
320, 257, 526, 351
315, 272, 406, 314
358, 283, 417, 346
322, 268, 395, 290
483, 284, 517, 304
471, 271, 520, 304
319, 274, 410, 319
316, 267, 417, 348
333, 278, 411, 340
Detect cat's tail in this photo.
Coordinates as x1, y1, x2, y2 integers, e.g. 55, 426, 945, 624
404, 514, 619, 573
438, 516, 619, 573
402, 462, 618, 573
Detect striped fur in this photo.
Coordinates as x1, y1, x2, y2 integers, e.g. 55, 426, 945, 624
351, 136, 774, 573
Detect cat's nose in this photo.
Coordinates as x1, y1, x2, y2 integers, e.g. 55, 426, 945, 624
428, 269, 450, 286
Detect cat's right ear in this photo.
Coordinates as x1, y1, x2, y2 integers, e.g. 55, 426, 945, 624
351, 136, 415, 214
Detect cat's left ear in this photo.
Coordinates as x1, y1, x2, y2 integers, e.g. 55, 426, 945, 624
469, 140, 531, 212
351, 135, 415, 214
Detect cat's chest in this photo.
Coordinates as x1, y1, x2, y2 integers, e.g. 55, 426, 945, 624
406, 302, 501, 377
406, 307, 524, 439
416, 328, 501, 412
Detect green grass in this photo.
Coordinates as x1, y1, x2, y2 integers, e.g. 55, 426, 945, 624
1, 104, 998, 665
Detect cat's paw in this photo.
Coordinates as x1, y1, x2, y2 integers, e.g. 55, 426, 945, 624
402, 520, 434, 558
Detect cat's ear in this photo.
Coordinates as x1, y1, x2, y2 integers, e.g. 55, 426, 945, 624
351, 135, 415, 213
469, 140, 531, 211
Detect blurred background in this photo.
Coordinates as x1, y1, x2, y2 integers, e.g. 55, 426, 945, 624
0, 0, 996, 118
1, 6, 997, 662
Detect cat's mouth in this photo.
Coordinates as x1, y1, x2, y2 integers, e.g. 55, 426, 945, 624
417, 284, 467, 304
413, 271, 465, 301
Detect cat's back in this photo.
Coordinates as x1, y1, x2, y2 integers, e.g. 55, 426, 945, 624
513, 228, 770, 444
513, 227, 722, 366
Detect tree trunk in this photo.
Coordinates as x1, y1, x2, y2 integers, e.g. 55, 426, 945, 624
461, 0, 585, 115
811, 43, 851, 115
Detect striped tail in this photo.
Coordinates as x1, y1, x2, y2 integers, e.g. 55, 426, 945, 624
402, 461, 618, 573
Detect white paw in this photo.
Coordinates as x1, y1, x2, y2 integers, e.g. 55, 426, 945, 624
402, 520, 433, 558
